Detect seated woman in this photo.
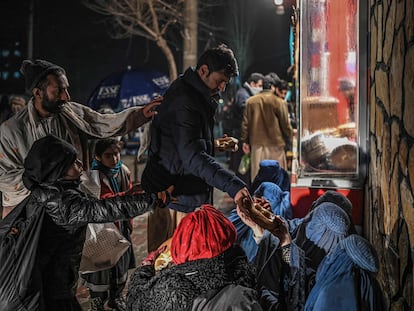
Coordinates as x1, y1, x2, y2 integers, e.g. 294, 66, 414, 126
126, 204, 262, 311
305, 234, 385, 310
228, 159, 292, 263
237, 199, 352, 311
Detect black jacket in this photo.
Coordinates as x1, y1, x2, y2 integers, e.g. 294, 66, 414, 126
34, 183, 157, 300
0, 135, 158, 310
142, 67, 245, 212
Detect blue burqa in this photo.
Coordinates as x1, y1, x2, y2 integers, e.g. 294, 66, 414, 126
305, 234, 384, 311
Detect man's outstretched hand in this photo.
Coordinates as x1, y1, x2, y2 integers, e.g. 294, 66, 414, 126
142, 96, 163, 118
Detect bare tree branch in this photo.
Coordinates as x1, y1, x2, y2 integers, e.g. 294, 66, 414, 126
83, 0, 185, 80
83, 0, 231, 80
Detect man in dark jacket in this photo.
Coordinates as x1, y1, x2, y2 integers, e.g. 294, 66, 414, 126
142, 44, 250, 250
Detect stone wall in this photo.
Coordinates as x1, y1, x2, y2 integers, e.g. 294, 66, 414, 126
367, 0, 414, 309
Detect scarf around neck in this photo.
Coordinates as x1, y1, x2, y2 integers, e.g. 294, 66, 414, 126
90, 159, 123, 194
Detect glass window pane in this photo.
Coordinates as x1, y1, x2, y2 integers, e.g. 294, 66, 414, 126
299, 0, 359, 177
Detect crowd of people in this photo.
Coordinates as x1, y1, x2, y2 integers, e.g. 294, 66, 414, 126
0, 44, 384, 311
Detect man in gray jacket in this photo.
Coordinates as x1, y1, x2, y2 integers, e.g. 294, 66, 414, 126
0, 59, 160, 218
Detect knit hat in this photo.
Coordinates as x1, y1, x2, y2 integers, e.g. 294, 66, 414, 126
341, 234, 379, 273
20, 59, 66, 93
311, 190, 353, 218
305, 202, 351, 252
171, 204, 237, 264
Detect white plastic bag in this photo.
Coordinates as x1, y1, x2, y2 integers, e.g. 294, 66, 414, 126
79, 223, 131, 273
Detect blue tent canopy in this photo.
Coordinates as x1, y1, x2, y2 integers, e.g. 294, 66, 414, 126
87, 67, 170, 112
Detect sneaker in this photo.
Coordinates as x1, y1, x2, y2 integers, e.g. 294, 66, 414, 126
89, 297, 105, 311
108, 296, 126, 311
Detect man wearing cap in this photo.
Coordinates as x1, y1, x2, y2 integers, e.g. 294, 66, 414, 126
141, 44, 250, 252
0, 59, 161, 218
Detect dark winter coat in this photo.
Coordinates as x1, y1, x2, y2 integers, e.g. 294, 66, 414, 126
126, 245, 260, 311
36, 182, 156, 306
3, 135, 158, 311
142, 67, 245, 212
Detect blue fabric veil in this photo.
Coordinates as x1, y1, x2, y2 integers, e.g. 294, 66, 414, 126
305, 235, 383, 311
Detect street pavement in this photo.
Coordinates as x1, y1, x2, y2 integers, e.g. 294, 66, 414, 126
76, 155, 235, 310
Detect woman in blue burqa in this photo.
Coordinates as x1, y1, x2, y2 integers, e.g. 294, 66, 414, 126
305, 234, 384, 310
237, 200, 352, 310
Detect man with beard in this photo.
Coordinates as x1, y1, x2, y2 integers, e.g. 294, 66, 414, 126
0, 59, 161, 218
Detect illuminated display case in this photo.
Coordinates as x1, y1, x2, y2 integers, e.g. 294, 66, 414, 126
291, 0, 368, 228
296, 0, 368, 189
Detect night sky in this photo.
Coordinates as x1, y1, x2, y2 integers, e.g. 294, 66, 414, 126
1, 0, 292, 104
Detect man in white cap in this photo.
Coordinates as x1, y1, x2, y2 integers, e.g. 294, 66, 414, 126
0, 59, 161, 218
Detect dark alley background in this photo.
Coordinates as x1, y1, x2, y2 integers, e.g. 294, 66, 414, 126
1, 0, 292, 104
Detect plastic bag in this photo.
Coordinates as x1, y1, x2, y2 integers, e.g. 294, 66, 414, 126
0, 197, 44, 311
79, 223, 131, 273
238, 154, 251, 175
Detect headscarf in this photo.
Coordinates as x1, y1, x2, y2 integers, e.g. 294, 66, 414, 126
22, 135, 77, 190
171, 204, 237, 264
90, 159, 123, 193
305, 202, 350, 252
250, 160, 290, 193
294, 202, 351, 270
305, 234, 382, 311
311, 190, 353, 219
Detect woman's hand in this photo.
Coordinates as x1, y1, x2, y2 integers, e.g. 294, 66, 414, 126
269, 216, 292, 247
253, 196, 271, 211
237, 205, 264, 239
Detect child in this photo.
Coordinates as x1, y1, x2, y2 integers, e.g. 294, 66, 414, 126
80, 138, 137, 311
10, 135, 166, 311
